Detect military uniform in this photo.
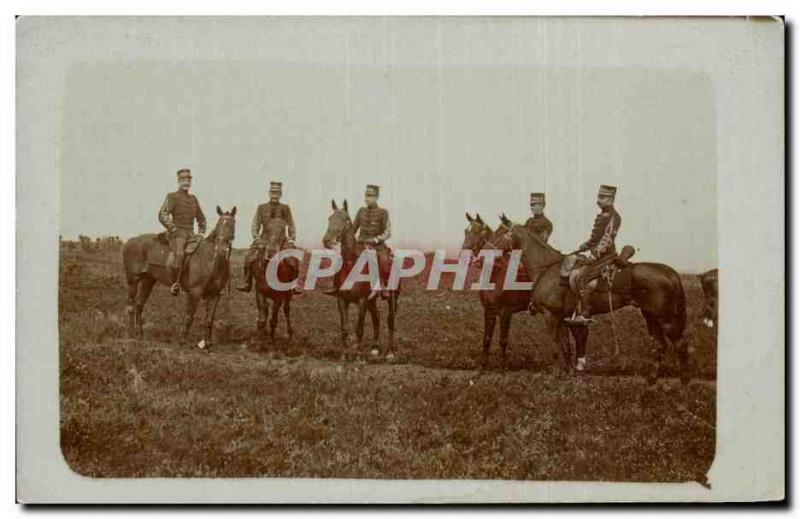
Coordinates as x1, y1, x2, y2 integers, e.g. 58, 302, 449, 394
524, 192, 553, 243
354, 186, 392, 297
325, 184, 392, 298
158, 168, 206, 294
237, 181, 300, 293
563, 184, 622, 326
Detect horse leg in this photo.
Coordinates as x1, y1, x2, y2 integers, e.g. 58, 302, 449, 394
545, 312, 572, 374
481, 307, 497, 369
499, 308, 513, 369
283, 296, 293, 341
676, 338, 691, 385
387, 294, 396, 353
355, 298, 368, 347
255, 291, 268, 348
643, 312, 668, 384
570, 325, 589, 372
203, 294, 220, 347
369, 298, 380, 346
338, 298, 350, 350
126, 276, 138, 338
181, 291, 199, 347
134, 276, 155, 341
269, 297, 281, 342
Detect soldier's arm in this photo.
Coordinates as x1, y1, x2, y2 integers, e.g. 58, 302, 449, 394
251, 208, 261, 240
375, 211, 391, 243
352, 208, 362, 237
285, 206, 297, 242
195, 198, 207, 235
158, 194, 175, 230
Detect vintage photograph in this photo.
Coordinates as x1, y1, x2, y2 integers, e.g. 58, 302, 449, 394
16, 15, 784, 503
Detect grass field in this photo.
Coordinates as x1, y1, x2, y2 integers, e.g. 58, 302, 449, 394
59, 247, 716, 482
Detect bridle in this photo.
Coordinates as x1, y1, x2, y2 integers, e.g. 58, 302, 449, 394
213, 214, 235, 260
325, 211, 353, 248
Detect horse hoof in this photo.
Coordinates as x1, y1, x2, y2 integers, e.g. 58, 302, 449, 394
370, 349, 379, 357
386, 352, 395, 361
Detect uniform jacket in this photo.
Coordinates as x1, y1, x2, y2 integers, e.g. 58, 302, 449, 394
580, 206, 621, 260
353, 206, 391, 243
524, 214, 553, 243
159, 191, 206, 234
251, 201, 296, 242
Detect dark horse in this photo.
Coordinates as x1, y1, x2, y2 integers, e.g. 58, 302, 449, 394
253, 218, 298, 345
122, 206, 236, 347
322, 199, 399, 355
699, 268, 718, 328
507, 218, 689, 383
462, 213, 534, 368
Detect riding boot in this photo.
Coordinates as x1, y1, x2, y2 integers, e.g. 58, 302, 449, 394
559, 275, 571, 288
236, 263, 253, 292
171, 261, 185, 296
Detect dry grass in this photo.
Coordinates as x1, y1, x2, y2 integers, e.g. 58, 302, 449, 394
60, 248, 716, 482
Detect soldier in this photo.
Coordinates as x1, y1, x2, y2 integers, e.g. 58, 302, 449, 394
159, 168, 207, 296
526, 192, 554, 316
561, 184, 622, 325
524, 192, 553, 243
324, 184, 392, 299
236, 181, 302, 294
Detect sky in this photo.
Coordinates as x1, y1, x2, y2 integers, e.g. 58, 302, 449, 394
59, 18, 717, 273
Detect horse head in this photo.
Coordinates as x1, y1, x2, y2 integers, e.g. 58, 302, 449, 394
322, 199, 352, 250
462, 213, 494, 256
262, 218, 288, 259
212, 206, 237, 255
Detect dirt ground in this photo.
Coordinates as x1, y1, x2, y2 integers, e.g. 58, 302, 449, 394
59, 247, 716, 482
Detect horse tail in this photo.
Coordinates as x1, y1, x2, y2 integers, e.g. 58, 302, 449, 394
666, 272, 687, 343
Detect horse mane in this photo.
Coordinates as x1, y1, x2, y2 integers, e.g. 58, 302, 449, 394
515, 224, 563, 257
206, 227, 218, 242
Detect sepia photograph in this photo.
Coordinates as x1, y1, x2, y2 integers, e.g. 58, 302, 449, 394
16, 15, 784, 503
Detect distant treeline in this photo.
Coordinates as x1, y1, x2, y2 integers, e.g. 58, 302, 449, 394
60, 235, 124, 252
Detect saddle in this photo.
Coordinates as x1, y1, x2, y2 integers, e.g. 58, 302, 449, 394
567, 245, 635, 293
150, 232, 203, 267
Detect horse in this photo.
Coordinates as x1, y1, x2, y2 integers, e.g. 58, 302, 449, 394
462, 213, 535, 368
506, 216, 689, 383
122, 206, 236, 347
252, 218, 297, 345
699, 268, 718, 328
322, 199, 399, 355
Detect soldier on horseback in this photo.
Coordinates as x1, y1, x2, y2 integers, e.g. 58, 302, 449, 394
237, 181, 302, 294
561, 184, 622, 325
324, 184, 392, 299
158, 168, 207, 296
524, 192, 553, 243
525, 192, 553, 316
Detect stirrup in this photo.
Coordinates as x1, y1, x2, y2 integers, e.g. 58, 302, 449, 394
170, 282, 182, 296
564, 315, 594, 326
323, 287, 339, 295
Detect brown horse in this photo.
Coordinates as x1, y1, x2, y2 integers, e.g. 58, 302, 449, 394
122, 206, 236, 347
462, 213, 534, 368
508, 218, 689, 383
253, 218, 297, 344
322, 199, 399, 355
699, 268, 718, 328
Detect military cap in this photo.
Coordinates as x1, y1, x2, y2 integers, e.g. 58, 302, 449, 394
269, 181, 283, 194
176, 168, 192, 179
530, 192, 546, 205
598, 184, 617, 198
365, 184, 380, 197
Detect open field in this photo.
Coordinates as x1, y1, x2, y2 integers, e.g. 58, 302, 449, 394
60, 248, 716, 481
